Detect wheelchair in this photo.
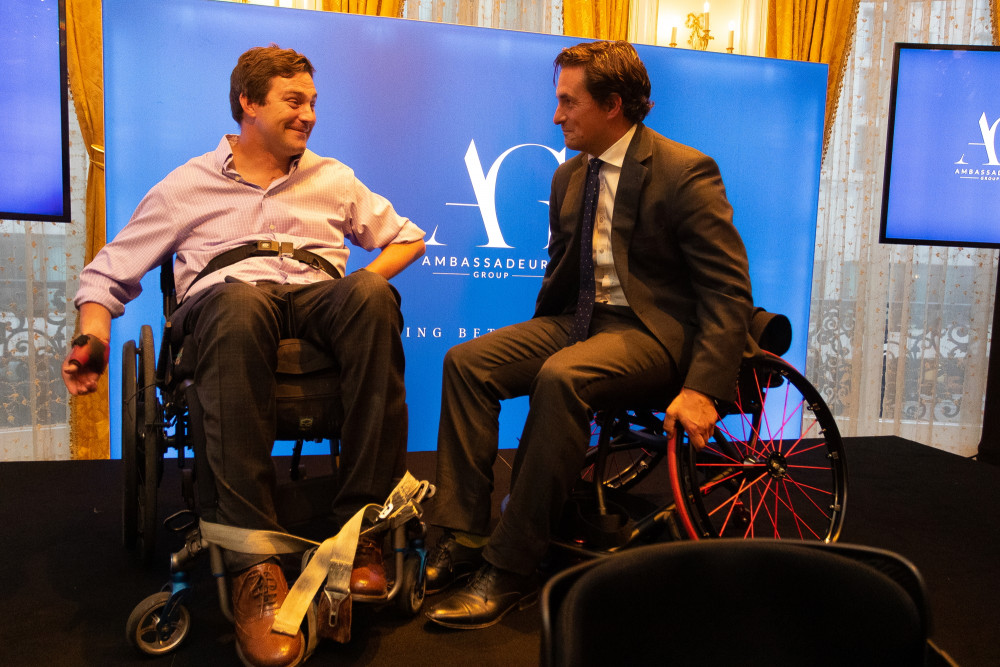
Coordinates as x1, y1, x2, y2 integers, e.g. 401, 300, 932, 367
555, 308, 847, 555
119, 256, 434, 658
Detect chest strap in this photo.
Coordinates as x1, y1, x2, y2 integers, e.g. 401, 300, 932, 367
191, 240, 341, 289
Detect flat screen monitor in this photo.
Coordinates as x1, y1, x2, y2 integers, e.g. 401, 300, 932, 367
880, 43, 1000, 248
0, 0, 71, 222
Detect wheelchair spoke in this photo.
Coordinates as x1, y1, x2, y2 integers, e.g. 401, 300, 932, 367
674, 354, 847, 542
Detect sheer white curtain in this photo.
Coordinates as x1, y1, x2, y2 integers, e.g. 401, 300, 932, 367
233, 0, 564, 31
809, 0, 996, 457
0, 101, 89, 461
401, 0, 562, 32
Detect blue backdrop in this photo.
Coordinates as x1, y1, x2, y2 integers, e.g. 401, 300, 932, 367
103, 0, 827, 457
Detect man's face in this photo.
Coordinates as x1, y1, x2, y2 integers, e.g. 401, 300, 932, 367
553, 66, 613, 156
245, 71, 317, 159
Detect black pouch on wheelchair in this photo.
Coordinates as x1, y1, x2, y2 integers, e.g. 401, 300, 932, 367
274, 339, 343, 439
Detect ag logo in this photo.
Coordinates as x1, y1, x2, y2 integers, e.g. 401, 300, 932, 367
427, 139, 566, 248
956, 113, 1000, 166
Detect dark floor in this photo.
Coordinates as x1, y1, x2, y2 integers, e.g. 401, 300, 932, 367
2, 436, 999, 666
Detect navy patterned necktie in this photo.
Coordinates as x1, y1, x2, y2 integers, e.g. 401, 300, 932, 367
568, 158, 603, 344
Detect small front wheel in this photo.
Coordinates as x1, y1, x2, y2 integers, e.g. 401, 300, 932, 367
396, 554, 426, 615
125, 591, 191, 656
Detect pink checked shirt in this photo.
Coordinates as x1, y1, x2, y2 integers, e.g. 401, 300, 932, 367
76, 135, 425, 316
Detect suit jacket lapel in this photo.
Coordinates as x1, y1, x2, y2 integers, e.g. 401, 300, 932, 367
562, 154, 589, 254
612, 124, 652, 290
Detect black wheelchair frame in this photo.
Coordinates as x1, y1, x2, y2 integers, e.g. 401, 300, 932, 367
556, 310, 847, 556
120, 259, 432, 657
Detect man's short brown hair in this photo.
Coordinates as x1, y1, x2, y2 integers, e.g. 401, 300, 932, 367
229, 45, 315, 124
554, 41, 653, 124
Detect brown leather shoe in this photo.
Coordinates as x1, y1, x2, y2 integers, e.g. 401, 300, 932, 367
230, 562, 304, 667
350, 534, 388, 598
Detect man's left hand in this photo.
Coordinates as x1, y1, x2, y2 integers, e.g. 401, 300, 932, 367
663, 387, 718, 451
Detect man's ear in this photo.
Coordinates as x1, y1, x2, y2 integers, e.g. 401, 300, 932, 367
604, 93, 624, 121
240, 93, 256, 120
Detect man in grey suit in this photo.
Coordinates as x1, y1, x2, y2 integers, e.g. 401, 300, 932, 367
424, 40, 754, 629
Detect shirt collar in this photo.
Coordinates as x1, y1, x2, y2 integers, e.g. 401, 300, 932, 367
591, 124, 637, 169
218, 134, 304, 175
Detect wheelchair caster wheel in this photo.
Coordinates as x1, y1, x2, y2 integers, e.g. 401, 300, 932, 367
126, 591, 191, 656
396, 554, 426, 615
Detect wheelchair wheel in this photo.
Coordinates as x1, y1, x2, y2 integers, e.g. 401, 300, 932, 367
136, 325, 162, 562
670, 354, 847, 542
125, 591, 191, 656
580, 410, 665, 491
396, 553, 426, 615
122, 340, 139, 549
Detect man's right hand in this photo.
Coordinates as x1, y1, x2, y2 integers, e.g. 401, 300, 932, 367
62, 333, 109, 396
64, 302, 113, 395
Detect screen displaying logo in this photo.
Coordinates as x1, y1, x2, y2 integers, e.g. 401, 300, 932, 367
104, 0, 826, 455
0, 0, 69, 221
883, 45, 1000, 247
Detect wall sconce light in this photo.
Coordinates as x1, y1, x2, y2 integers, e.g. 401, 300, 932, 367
686, 2, 712, 51
727, 21, 735, 53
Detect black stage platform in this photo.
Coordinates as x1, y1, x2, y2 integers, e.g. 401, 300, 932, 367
2, 436, 998, 666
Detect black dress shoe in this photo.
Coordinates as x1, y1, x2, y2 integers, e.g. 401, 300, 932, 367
425, 563, 537, 629
425, 532, 484, 594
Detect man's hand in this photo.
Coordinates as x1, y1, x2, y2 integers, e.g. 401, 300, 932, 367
62, 334, 109, 396
63, 302, 113, 396
663, 387, 718, 451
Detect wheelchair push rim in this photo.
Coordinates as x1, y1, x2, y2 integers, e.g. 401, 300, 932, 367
670, 353, 847, 542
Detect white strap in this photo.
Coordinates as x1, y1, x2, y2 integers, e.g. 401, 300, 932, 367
273, 508, 365, 635
199, 522, 319, 556
198, 471, 430, 637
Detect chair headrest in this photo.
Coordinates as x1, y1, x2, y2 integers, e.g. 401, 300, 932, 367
749, 308, 792, 356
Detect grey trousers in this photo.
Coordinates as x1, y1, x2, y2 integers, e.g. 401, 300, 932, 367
431, 305, 679, 575
171, 270, 407, 571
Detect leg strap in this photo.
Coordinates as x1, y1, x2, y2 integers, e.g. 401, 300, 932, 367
198, 471, 433, 637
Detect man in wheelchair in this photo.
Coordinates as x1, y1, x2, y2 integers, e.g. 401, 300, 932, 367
62, 45, 425, 667
424, 41, 754, 630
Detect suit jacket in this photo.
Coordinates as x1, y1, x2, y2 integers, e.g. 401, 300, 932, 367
535, 124, 753, 402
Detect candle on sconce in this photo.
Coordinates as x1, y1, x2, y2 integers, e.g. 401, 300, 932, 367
728, 21, 735, 50
703, 2, 710, 30
670, 26, 678, 45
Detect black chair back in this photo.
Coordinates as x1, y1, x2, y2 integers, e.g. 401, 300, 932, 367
541, 540, 932, 667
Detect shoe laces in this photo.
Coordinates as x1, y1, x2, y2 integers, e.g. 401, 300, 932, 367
427, 534, 456, 568
248, 570, 280, 609
466, 564, 498, 597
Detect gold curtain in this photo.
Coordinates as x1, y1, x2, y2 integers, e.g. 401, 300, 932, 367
995, 0, 1000, 44
563, 0, 629, 40
321, 0, 404, 16
766, 0, 860, 155
66, 0, 109, 459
